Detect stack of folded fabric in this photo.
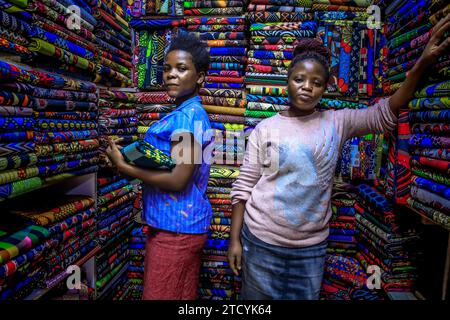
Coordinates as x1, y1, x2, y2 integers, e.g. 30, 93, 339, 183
312, 0, 378, 97
185, 15, 248, 168
134, 91, 175, 138
199, 165, 240, 300
0, 1, 33, 60
407, 85, 450, 228
184, 0, 244, 16
382, 0, 450, 95
1, 193, 97, 300
90, 0, 133, 87
0, 59, 99, 202
0, 216, 52, 300
321, 180, 386, 300
123, 225, 148, 300
24, 0, 100, 81
138, 0, 184, 17
245, 0, 317, 133
355, 184, 421, 294
98, 88, 139, 162
95, 170, 138, 299
131, 19, 182, 90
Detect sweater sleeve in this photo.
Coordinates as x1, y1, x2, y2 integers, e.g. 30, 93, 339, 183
334, 97, 398, 143
231, 127, 263, 205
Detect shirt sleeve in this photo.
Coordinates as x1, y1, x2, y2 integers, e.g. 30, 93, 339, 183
231, 127, 263, 205
334, 97, 398, 143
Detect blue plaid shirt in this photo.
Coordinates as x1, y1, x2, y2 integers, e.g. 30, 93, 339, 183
142, 95, 213, 234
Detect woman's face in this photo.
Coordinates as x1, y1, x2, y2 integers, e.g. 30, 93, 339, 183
163, 50, 205, 101
287, 59, 327, 114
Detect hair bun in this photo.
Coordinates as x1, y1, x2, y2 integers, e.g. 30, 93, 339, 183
293, 38, 331, 64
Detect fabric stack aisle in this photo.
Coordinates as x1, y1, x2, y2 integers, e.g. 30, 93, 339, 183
1, 193, 98, 300
95, 169, 138, 299
245, 0, 317, 134
354, 183, 422, 295
134, 91, 176, 138
0, 59, 100, 202
90, 0, 133, 87
321, 180, 386, 300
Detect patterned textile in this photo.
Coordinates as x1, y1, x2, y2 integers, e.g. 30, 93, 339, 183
0, 7, 31, 35
35, 119, 97, 131
0, 153, 37, 171
408, 97, 450, 110
38, 150, 98, 165
0, 106, 33, 116
410, 156, 449, 174
325, 255, 367, 287
201, 96, 245, 108
247, 85, 288, 96
411, 176, 450, 199
408, 110, 450, 122
411, 123, 449, 135
10, 195, 94, 226
184, 17, 245, 25
0, 166, 39, 185
0, 83, 98, 101
98, 185, 135, 206
410, 148, 450, 161
34, 111, 97, 120
0, 225, 49, 264
247, 101, 289, 112
184, 7, 243, 15
28, 26, 95, 59
34, 130, 97, 143
35, 139, 99, 156
411, 185, 450, 214
248, 12, 313, 23
414, 81, 450, 98
0, 117, 34, 131
412, 167, 450, 186
199, 88, 243, 98
210, 166, 239, 179
0, 141, 34, 156
203, 105, 245, 116
0, 60, 96, 91
195, 32, 245, 41
409, 134, 450, 148
28, 38, 95, 72
0, 131, 34, 142
407, 198, 450, 229
121, 140, 175, 170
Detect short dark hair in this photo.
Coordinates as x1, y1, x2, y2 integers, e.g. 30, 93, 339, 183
288, 38, 331, 82
167, 32, 210, 73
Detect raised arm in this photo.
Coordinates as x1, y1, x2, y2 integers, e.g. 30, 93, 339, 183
389, 13, 450, 115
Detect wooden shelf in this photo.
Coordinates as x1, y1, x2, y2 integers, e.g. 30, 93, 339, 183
24, 246, 101, 301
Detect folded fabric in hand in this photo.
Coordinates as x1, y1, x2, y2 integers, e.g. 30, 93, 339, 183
121, 140, 175, 170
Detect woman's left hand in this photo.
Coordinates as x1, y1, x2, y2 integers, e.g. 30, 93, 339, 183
105, 137, 125, 168
418, 13, 450, 67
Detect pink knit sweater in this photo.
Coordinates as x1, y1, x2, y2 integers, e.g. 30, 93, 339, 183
231, 98, 397, 247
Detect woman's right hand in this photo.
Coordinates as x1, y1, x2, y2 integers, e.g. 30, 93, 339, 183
228, 240, 242, 276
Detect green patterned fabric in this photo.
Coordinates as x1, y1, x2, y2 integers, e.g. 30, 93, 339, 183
121, 140, 175, 169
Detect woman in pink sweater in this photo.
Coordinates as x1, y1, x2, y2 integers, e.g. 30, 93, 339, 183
228, 14, 450, 300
